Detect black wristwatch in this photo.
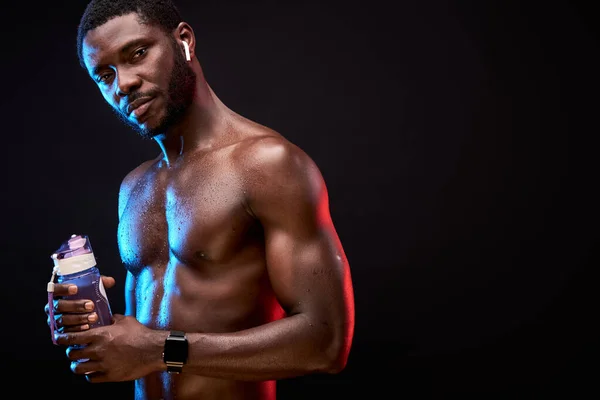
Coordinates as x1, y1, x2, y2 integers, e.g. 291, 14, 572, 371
163, 330, 188, 374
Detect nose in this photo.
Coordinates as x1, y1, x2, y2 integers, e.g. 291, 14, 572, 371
115, 68, 142, 97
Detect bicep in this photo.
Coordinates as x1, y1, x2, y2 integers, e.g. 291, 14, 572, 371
266, 221, 350, 319
247, 142, 352, 320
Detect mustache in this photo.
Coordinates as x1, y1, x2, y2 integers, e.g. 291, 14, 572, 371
121, 90, 160, 115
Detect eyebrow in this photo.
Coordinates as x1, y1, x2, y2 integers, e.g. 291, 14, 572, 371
91, 37, 148, 77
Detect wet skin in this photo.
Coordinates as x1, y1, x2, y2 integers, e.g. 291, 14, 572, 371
46, 13, 354, 400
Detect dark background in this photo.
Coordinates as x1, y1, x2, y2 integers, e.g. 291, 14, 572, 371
0, 1, 596, 398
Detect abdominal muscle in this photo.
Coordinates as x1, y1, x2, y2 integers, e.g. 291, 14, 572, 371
130, 255, 282, 400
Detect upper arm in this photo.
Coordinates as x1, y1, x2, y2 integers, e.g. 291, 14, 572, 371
244, 138, 354, 339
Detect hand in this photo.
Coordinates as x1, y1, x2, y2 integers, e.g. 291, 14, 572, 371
45, 276, 116, 333
55, 314, 164, 382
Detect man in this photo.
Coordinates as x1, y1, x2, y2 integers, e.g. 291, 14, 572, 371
45, 0, 355, 399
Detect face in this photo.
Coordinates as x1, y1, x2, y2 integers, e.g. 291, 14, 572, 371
82, 13, 196, 139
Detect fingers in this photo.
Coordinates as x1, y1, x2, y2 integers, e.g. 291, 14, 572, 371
51, 283, 78, 297
53, 299, 96, 314
85, 371, 110, 383
66, 345, 94, 361
61, 311, 98, 326
101, 276, 116, 289
66, 346, 87, 361
49, 312, 98, 332
61, 324, 91, 333
44, 285, 84, 315
45, 277, 111, 317
44, 283, 78, 316
58, 312, 99, 332
55, 331, 92, 347
70, 360, 103, 376
45, 298, 96, 333
67, 347, 108, 383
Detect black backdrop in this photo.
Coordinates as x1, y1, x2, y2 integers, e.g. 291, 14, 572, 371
0, 1, 596, 398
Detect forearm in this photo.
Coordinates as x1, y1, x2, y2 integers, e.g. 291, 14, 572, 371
149, 314, 347, 381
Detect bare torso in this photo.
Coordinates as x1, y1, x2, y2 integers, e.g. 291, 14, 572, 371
117, 118, 286, 399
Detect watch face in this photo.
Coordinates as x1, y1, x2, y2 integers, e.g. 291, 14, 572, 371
164, 331, 188, 367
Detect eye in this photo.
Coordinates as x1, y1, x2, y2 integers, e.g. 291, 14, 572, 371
96, 72, 113, 84
132, 47, 147, 59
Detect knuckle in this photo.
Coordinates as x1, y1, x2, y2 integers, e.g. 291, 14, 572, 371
72, 361, 88, 374
62, 315, 76, 326
86, 348, 98, 359
66, 347, 78, 360
82, 301, 94, 312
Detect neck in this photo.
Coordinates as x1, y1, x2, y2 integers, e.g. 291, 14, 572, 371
153, 65, 231, 165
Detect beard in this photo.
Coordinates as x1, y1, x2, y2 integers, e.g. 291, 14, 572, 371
112, 40, 196, 140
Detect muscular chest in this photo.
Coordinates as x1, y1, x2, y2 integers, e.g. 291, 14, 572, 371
117, 160, 255, 273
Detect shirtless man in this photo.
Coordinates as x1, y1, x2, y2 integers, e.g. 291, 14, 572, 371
44, 1, 354, 399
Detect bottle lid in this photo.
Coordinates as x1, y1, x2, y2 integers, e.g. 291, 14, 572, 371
51, 234, 97, 276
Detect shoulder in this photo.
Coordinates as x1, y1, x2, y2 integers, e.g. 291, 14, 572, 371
233, 134, 327, 215
237, 134, 322, 187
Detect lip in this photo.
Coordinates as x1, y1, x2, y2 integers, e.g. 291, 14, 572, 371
127, 97, 153, 117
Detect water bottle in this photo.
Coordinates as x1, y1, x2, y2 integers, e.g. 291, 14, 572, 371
51, 234, 113, 328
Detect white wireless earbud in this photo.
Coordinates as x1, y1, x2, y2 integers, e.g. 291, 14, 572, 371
182, 41, 191, 61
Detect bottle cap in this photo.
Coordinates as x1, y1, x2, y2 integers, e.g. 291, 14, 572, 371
51, 234, 97, 276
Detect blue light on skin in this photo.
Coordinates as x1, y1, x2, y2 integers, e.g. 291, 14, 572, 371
84, 14, 199, 390
120, 236, 180, 330
158, 261, 178, 329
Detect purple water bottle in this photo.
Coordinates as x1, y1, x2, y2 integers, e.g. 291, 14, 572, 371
51, 234, 113, 328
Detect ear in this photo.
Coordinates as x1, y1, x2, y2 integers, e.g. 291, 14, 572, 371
175, 22, 196, 61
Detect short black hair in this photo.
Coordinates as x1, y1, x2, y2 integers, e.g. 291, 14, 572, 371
77, 0, 183, 68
